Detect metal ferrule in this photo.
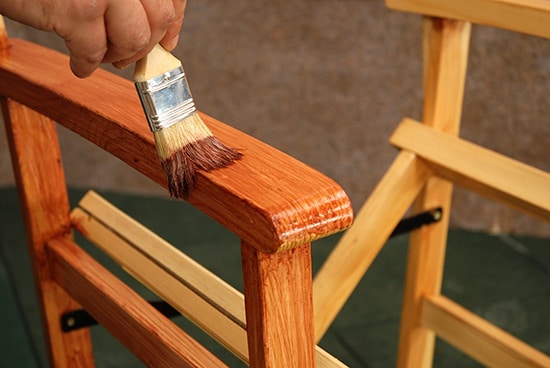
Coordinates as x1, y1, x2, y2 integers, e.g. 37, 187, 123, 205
135, 66, 196, 132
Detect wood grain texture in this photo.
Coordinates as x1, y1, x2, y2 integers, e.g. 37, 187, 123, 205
0, 38, 353, 253
396, 18, 471, 368
386, 0, 550, 39
2, 99, 95, 367
70, 203, 250, 362
48, 236, 227, 368
391, 118, 550, 221
313, 151, 431, 341
242, 242, 316, 367
421, 295, 550, 368
71, 191, 348, 367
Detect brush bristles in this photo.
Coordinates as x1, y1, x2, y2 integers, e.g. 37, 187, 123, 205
154, 113, 242, 198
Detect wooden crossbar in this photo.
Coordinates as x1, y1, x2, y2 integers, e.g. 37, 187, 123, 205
313, 151, 432, 341
386, 0, 550, 39
390, 118, 550, 221
71, 191, 347, 367
47, 236, 226, 368
421, 295, 550, 368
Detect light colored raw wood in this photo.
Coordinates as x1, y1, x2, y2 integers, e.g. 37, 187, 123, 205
386, 0, 550, 39
72, 191, 348, 367
396, 17, 471, 368
390, 118, 550, 221
242, 241, 316, 367
421, 18, 471, 134
313, 150, 431, 341
75, 190, 246, 327
1, 35, 352, 367
70, 206, 250, 362
47, 236, 227, 368
421, 295, 550, 368
2, 99, 95, 367
134, 44, 182, 82
0, 38, 353, 254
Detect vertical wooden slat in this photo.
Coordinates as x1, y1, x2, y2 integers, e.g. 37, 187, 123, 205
396, 17, 471, 368
241, 242, 316, 367
2, 99, 95, 367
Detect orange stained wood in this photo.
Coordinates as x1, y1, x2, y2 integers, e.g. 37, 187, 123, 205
48, 236, 227, 368
2, 98, 95, 367
241, 241, 316, 367
0, 38, 353, 253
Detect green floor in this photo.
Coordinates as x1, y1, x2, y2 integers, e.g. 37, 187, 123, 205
0, 187, 548, 367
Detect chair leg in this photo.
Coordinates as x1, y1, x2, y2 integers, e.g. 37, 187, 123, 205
397, 177, 453, 368
241, 241, 315, 367
396, 17, 471, 368
2, 98, 95, 367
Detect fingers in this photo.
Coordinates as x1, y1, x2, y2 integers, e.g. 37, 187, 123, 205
55, 0, 185, 77
65, 20, 107, 78
59, 2, 110, 78
100, 1, 152, 66
113, 0, 183, 68
160, 0, 187, 51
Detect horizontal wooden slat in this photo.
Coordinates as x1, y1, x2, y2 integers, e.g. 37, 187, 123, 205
390, 118, 550, 221
70, 206, 249, 362
421, 295, 550, 368
0, 38, 353, 253
47, 236, 227, 368
313, 151, 431, 341
76, 190, 246, 328
72, 191, 348, 367
386, 0, 550, 39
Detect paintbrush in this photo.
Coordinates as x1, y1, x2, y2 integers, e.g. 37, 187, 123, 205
134, 44, 241, 198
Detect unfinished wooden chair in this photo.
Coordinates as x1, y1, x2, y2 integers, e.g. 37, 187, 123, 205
312, 0, 550, 367
0, 16, 354, 367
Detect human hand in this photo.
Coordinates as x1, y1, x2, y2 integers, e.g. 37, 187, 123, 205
0, 0, 186, 78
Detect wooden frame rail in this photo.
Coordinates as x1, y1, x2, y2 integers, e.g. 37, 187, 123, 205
48, 236, 226, 368
387, 0, 550, 39
1, 33, 353, 367
0, 38, 352, 254
390, 119, 550, 221
70, 191, 346, 367
312, 2, 549, 367
421, 295, 550, 368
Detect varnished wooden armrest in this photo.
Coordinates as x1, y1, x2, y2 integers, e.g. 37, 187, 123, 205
0, 38, 353, 253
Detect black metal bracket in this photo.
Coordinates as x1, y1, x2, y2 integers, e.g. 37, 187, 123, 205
390, 207, 443, 238
61, 300, 180, 332
61, 207, 442, 333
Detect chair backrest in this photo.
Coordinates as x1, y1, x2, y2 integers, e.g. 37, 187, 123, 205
311, 0, 550, 367
0, 18, 353, 367
388, 2, 550, 367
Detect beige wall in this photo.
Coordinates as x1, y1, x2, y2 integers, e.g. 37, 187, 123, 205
1, 0, 548, 236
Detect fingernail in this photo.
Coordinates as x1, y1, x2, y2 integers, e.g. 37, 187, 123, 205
70, 59, 93, 78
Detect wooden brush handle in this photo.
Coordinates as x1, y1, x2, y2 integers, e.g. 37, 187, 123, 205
134, 44, 182, 82
0, 15, 9, 50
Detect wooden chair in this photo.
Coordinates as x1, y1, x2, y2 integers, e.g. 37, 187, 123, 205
0, 16, 353, 367
312, 0, 550, 367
